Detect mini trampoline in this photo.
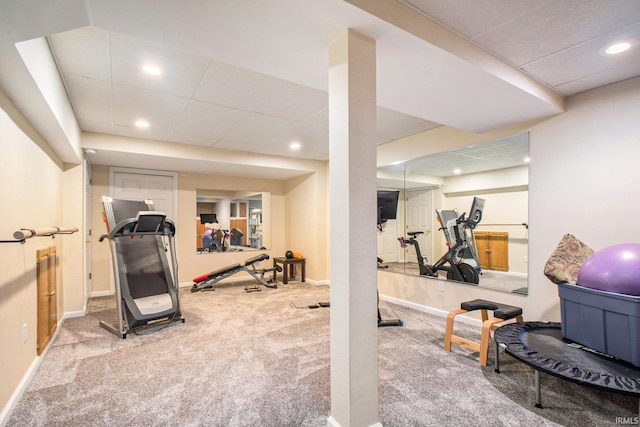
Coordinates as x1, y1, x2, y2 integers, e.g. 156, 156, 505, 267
493, 321, 640, 415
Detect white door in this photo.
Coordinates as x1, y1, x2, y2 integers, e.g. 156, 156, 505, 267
405, 189, 433, 265
377, 219, 398, 263
111, 169, 176, 220
108, 168, 177, 294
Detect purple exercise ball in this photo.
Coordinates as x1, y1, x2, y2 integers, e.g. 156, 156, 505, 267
578, 243, 640, 296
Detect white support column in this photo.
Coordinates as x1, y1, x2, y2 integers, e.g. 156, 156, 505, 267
327, 29, 380, 427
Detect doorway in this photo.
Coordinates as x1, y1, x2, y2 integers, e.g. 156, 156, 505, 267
405, 189, 433, 265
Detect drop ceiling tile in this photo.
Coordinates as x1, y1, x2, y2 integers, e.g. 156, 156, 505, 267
522, 23, 640, 87
174, 100, 251, 139
114, 124, 171, 141
112, 84, 188, 132
305, 107, 329, 127
64, 74, 112, 124
44, 1, 638, 170
555, 60, 640, 95
400, 0, 545, 39
487, 153, 529, 165
225, 113, 298, 145
406, 151, 454, 173
110, 32, 209, 97
48, 27, 111, 81
281, 122, 329, 152
192, 61, 285, 110
79, 119, 114, 135
475, 0, 640, 66
404, 133, 530, 177
255, 81, 328, 121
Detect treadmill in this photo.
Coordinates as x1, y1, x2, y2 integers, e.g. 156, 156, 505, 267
99, 197, 184, 338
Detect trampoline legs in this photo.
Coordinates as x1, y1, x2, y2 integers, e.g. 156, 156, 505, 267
534, 369, 542, 408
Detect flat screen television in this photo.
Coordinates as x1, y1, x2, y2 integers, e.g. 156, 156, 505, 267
199, 213, 218, 224
377, 190, 399, 226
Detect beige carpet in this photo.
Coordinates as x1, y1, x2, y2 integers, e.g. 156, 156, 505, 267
6, 281, 636, 426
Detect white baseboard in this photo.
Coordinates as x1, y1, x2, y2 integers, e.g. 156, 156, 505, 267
326, 416, 382, 427
64, 310, 86, 319
0, 314, 71, 427
378, 294, 482, 327
0, 355, 39, 427
305, 278, 329, 286
90, 290, 112, 298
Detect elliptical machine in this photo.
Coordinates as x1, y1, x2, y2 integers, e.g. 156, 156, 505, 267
398, 197, 485, 284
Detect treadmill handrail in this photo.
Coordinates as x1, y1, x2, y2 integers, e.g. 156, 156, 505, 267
100, 215, 176, 241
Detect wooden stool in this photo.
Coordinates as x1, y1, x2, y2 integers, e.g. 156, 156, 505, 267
443, 299, 523, 366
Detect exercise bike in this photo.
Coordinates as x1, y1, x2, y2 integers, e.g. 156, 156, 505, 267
398, 197, 485, 285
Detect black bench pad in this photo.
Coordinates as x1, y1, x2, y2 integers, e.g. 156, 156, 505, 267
460, 299, 522, 320
200, 263, 242, 282
244, 253, 269, 266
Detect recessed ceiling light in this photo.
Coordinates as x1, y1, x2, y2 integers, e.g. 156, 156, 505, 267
605, 41, 632, 55
135, 119, 150, 128
523, 157, 530, 163
85, 149, 97, 155
142, 65, 162, 75
290, 141, 301, 150
453, 168, 461, 175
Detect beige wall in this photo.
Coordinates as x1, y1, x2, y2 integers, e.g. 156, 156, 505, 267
0, 104, 67, 412
284, 168, 330, 282
176, 172, 286, 285
89, 166, 330, 293
379, 76, 640, 321
527, 76, 640, 320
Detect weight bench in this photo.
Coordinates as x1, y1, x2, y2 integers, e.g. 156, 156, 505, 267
190, 253, 281, 293
443, 299, 523, 366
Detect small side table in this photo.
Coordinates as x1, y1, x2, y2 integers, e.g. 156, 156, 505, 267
273, 257, 306, 284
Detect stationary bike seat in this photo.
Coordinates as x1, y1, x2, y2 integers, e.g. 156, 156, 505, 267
407, 231, 424, 237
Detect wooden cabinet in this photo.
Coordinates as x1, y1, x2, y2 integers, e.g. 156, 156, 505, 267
196, 221, 207, 249
475, 232, 509, 272
230, 218, 247, 245
37, 246, 57, 355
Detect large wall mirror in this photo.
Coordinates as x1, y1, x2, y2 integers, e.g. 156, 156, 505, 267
196, 190, 268, 254
377, 133, 529, 295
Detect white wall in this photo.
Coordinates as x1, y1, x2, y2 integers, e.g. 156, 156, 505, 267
528, 76, 640, 320
379, 76, 640, 321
